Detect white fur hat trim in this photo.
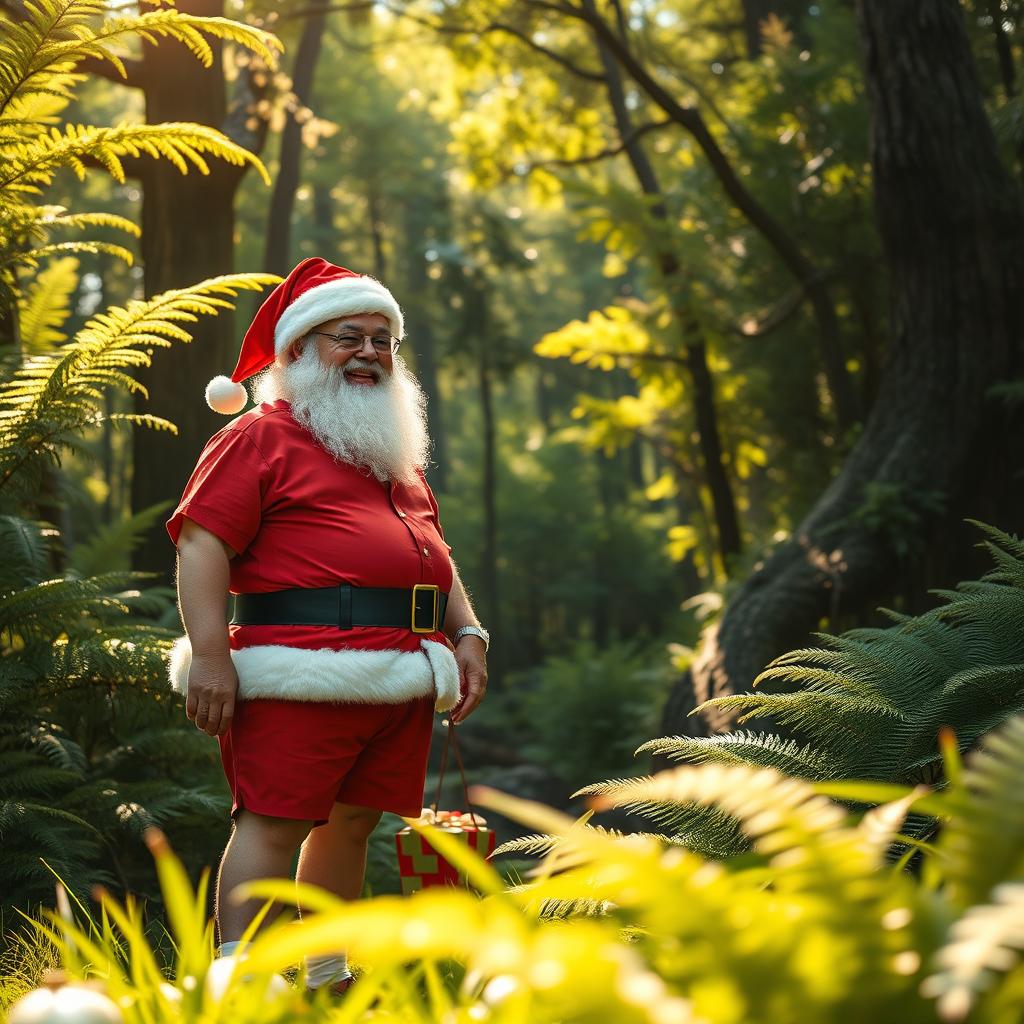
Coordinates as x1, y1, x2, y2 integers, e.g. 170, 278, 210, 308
206, 375, 248, 415
168, 636, 460, 712
273, 277, 404, 355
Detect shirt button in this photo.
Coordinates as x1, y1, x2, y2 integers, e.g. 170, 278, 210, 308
422, 546, 430, 557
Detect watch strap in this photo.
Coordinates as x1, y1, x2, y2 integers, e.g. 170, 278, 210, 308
453, 625, 490, 651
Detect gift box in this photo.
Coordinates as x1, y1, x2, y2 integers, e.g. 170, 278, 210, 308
395, 809, 497, 895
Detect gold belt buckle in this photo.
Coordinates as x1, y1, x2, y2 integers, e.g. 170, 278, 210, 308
411, 584, 440, 633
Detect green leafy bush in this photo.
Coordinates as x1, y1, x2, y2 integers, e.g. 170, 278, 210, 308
10, 714, 1024, 1023
478, 640, 669, 790
578, 523, 1024, 857
0, 0, 279, 914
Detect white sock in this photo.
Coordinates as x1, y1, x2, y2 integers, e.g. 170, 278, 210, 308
218, 940, 248, 958
305, 954, 351, 990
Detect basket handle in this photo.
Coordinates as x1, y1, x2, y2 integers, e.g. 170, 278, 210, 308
431, 719, 484, 828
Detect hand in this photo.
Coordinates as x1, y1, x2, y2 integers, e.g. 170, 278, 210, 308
186, 652, 239, 737
450, 635, 487, 724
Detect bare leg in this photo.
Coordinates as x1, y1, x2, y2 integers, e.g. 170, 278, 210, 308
292, 802, 382, 987
216, 810, 313, 943
296, 802, 383, 901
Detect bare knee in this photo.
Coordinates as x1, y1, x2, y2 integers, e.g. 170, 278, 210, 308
324, 804, 382, 845
234, 810, 313, 853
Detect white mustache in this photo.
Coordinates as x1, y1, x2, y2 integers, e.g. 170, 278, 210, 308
341, 358, 383, 381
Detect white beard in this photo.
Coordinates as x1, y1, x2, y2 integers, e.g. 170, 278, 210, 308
254, 345, 431, 485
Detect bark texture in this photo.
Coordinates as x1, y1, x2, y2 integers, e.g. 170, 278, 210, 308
131, 0, 264, 575
661, 0, 1024, 736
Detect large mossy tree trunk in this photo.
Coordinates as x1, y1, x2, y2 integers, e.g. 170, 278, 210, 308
660, 0, 1024, 737
131, 0, 263, 576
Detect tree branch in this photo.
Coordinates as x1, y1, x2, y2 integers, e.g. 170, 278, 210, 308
524, 0, 860, 430
734, 283, 807, 338
276, 0, 375, 22
378, 2, 606, 82
520, 117, 670, 172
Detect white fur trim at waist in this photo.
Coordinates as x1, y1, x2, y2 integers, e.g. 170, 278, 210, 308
168, 637, 460, 712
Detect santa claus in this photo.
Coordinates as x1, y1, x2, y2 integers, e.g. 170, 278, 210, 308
166, 257, 489, 994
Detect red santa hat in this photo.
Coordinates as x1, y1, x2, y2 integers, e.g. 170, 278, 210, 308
206, 257, 405, 414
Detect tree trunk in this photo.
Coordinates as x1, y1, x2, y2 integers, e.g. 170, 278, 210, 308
366, 176, 387, 281
585, 0, 742, 562
740, 0, 773, 57
263, 0, 329, 275
399, 198, 447, 491
131, 0, 257, 576
577, 4, 861, 431
478, 337, 500, 672
661, 0, 1024, 736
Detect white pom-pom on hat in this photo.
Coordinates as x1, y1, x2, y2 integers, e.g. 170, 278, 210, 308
206, 375, 248, 415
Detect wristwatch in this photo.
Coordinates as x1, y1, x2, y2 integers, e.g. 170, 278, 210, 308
453, 625, 490, 652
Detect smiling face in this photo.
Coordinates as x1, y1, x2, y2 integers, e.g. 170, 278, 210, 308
292, 311, 394, 387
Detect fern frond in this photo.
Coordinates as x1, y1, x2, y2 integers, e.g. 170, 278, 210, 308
573, 775, 654, 800
2, 239, 135, 270
939, 716, 1024, 910
0, 514, 50, 590
68, 501, 171, 576
698, 689, 903, 731
30, 206, 141, 236
2, 122, 271, 194
921, 882, 1024, 1022
0, 272, 277, 499
493, 833, 562, 858
92, 11, 281, 69
0, 0, 280, 118
536, 897, 613, 920
594, 764, 846, 858
17, 255, 78, 350
105, 413, 177, 433
856, 787, 928, 861
637, 731, 833, 779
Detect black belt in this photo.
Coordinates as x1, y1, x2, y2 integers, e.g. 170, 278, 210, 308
231, 584, 448, 634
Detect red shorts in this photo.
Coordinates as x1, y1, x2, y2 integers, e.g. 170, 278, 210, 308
218, 696, 435, 824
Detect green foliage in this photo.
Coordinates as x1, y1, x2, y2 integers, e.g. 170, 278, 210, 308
478, 640, 669, 790
17, 255, 79, 351
579, 523, 1024, 857
842, 481, 947, 560
0, 271, 277, 503
701, 522, 1024, 781
14, 715, 1024, 1023
0, 0, 281, 920
0, 0, 278, 314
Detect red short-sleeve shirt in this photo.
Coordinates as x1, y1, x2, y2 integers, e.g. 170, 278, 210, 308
167, 400, 453, 656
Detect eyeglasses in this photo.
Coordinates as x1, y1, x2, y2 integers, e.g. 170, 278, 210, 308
311, 330, 401, 355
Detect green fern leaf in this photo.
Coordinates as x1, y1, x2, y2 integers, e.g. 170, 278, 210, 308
939, 716, 1024, 910
17, 255, 78, 350
921, 882, 1024, 1022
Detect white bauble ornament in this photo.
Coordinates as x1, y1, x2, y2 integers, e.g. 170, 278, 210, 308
204, 957, 289, 1002
7, 984, 123, 1024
